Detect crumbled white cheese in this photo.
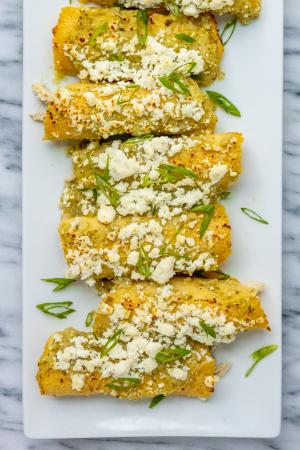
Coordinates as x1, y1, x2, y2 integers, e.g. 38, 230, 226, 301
119, 0, 235, 17
245, 280, 265, 293
155, 321, 175, 337
113, 0, 234, 19
71, 373, 85, 391
84, 92, 97, 107
167, 367, 188, 381
97, 205, 116, 224
30, 111, 45, 122
209, 164, 228, 184
151, 257, 175, 285
32, 83, 54, 103
67, 34, 204, 86
127, 251, 139, 266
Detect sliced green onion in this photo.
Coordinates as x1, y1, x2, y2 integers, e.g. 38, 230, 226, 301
199, 319, 216, 338
117, 84, 140, 105
198, 269, 230, 281
191, 73, 203, 82
121, 134, 154, 146
88, 155, 120, 207
190, 204, 215, 239
206, 91, 241, 117
220, 191, 231, 200
101, 329, 123, 358
142, 174, 157, 188
101, 155, 110, 183
245, 344, 278, 377
159, 62, 196, 96
41, 277, 76, 292
36, 301, 75, 319
190, 203, 214, 214
172, 62, 197, 77
109, 54, 124, 62
136, 10, 148, 47
164, 0, 180, 16
155, 347, 191, 364
149, 394, 165, 408
105, 377, 141, 390
92, 188, 98, 202
159, 225, 183, 256
85, 310, 95, 327
175, 33, 195, 43
199, 205, 215, 238
137, 246, 151, 278
221, 19, 237, 46
241, 208, 269, 224
158, 163, 198, 183
89, 22, 108, 46
159, 75, 190, 96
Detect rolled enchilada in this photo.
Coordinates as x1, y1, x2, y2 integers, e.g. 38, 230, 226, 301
62, 133, 242, 219
37, 327, 216, 399
36, 277, 268, 398
53, 7, 223, 86
59, 204, 231, 285
42, 80, 217, 140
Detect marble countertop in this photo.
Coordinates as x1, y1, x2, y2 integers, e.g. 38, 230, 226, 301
0, 0, 299, 448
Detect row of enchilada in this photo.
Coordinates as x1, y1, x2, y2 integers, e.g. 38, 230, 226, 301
33, 1, 273, 405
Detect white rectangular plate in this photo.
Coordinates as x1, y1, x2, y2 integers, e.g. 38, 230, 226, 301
23, 0, 283, 439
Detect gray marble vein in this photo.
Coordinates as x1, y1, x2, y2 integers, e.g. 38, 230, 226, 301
0, 0, 299, 448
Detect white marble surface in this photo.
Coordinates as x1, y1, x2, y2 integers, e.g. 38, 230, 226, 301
0, 0, 299, 448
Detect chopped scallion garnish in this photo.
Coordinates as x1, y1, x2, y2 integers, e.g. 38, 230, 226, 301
221, 19, 237, 46
109, 54, 124, 62
206, 91, 241, 117
191, 73, 203, 81
170, 62, 197, 77
155, 347, 191, 364
159, 62, 197, 96
136, 10, 148, 47
158, 163, 198, 183
245, 344, 278, 377
92, 188, 98, 202
159, 75, 190, 96
149, 394, 165, 408
175, 33, 195, 43
220, 191, 231, 200
163, 0, 180, 16
137, 246, 152, 278
85, 310, 95, 327
105, 377, 141, 390
88, 155, 120, 207
190, 203, 215, 238
241, 208, 269, 224
36, 301, 75, 319
41, 277, 76, 292
199, 319, 216, 338
199, 205, 215, 238
101, 155, 110, 183
190, 204, 214, 214
198, 269, 230, 281
159, 225, 183, 256
101, 329, 123, 358
117, 84, 140, 105
121, 134, 154, 146
89, 22, 108, 46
